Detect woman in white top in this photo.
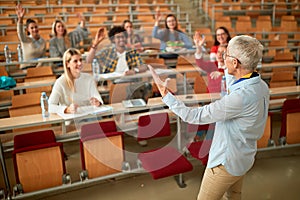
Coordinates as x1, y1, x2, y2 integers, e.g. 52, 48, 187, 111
16, 4, 46, 69
49, 48, 103, 114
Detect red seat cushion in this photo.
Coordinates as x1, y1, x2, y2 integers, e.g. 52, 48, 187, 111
187, 140, 212, 166
14, 130, 56, 150
81, 121, 117, 139
138, 146, 193, 179
280, 99, 300, 138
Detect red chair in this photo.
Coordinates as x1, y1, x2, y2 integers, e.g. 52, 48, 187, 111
279, 99, 300, 145
80, 121, 125, 180
185, 123, 214, 166
137, 113, 193, 188
12, 130, 68, 195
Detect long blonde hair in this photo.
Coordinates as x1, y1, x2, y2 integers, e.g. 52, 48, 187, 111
51, 19, 71, 48
63, 48, 81, 92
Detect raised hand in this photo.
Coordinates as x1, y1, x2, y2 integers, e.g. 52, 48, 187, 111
76, 13, 85, 21
148, 65, 170, 97
15, 4, 25, 20
155, 9, 162, 23
93, 27, 105, 47
210, 71, 222, 80
193, 32, 206, 48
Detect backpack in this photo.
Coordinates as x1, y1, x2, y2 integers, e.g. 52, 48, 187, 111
0, 76, 16, 90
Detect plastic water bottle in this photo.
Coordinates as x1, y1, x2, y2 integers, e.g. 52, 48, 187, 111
4, 45, 11, 63
92, 58, 100, 81
17, 44, 23, 62
41, 92, 50, 118
221, 76, 227, 97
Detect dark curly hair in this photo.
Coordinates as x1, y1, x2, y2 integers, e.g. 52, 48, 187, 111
108, 26, 126, 42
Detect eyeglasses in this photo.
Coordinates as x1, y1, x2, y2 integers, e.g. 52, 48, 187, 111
216, 32, 226, 37
115, 35, 125, 39
222, 52, 241, 64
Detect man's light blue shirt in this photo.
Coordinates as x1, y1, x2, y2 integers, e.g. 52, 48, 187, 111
163, 74, 270, 176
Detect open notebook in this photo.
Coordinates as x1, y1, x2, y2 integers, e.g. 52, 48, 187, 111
122, 99, 146, 108
57, 105, 112, 120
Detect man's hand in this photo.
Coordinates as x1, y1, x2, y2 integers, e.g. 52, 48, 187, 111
148, 65, 170, 97
93, 27, 105, 47
124, 70, 135, 76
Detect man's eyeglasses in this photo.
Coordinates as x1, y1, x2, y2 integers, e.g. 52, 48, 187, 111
222, 52, 241, 64
115, 35, 125, 39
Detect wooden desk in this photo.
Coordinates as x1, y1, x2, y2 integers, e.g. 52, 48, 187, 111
0, 79, 56, 94
1, 86, 299, 134
0, 57, 62, 78
96, 68, 177, 82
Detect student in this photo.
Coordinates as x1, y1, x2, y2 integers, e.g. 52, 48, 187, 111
210, 26, 231, 62
15, 4, 46, 69
152, 10, 193, 51
49, 48, 103, 114
149, 35, 269, 200
194, 32, 227, 93
122, 20, 143, 52
86, 26, 147, 75
49, 15, 89, 59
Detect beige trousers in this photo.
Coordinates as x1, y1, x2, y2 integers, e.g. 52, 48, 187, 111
197, 165, 244, 200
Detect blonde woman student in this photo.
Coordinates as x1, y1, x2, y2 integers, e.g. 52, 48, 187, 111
49, 15, 89, 59
49, 48, 103, 114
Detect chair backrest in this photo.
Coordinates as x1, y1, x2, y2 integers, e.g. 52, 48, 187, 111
257, 113, 272, 148
137, 112, 171, 141
26, 66, 54, 78
273, 52, 295, 62
9, 92, 41, 114
80, 120, 117, 139
9, 92, 51, 132
143, 58, 165, 65
280, 99, 300, 142
25, 66, 56, 94
14, 130, 56, 149
109, 83, 130, 104
80, 121, 124, 178
194, 75, 209, 94
286, 111, 300, 144
13, 130, 66, 193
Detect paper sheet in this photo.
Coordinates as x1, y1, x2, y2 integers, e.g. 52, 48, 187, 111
56, 105, 112, 120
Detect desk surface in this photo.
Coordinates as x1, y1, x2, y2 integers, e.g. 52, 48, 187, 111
0, 79, 56, 93
0, 57, 62, 67
1, 86, 299, 133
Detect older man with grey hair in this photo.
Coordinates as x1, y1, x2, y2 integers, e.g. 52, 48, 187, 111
149, 35, 270, 200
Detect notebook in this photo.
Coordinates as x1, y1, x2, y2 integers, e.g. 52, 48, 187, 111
122, 99, 146, 108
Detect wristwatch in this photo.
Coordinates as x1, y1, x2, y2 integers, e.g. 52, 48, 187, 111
134, 68, 140, 73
